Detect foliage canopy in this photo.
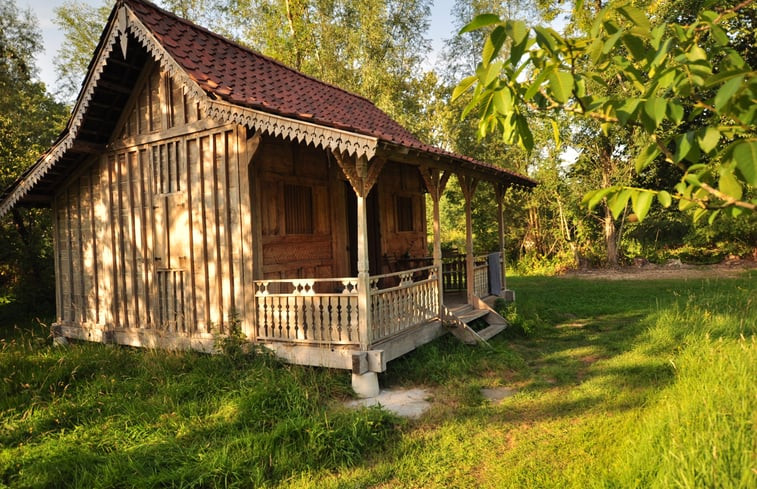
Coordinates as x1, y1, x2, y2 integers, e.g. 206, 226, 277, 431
455, 0, 756, 224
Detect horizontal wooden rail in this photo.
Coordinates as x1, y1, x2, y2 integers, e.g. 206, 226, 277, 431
254, 278, 359, 345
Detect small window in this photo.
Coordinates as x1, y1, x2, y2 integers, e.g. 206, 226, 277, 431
396, 195, 414, 232
284, 184, 313, 234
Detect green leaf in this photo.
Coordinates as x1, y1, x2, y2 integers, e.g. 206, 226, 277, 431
618, 5, 651, 32
533, 26, 558, 54
648, 38, 672, 72
686, 45, 707, 62
584, 187, 614, 209
550, 119, 561, 149
548, 71, 574, 103
714, 75, 743, 111
684, 173, 701, 186
679, 196, 697, 211
673, 132, 695, 163
602, 30, 624, 54
710, 25, 729, 46
478, 60, 504, 87
524, 69, 551, 101
608, 189, 632, 219
621, 34, 646, 60
631, 190, 654, 221
461, 95, 480, 119
483, 26, 507, 64
515, 115, 534, 152
667, 99, 684, 124
460, 14, 501, 34
507, 20, 529, 65
692, 207, 708, 223
657, 190, 672, 208
617, 98, 640, 124
718, 171, 743, 201
452, 75, 477, 102
733, 140, 757, 185
644, 97, 667, 128
492, 88, 513, 114
707, 209, 721, 225
697, 127, 720, 154
635, 142, 659, 173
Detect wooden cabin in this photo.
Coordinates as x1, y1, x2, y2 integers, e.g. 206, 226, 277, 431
0, 0, 535, 395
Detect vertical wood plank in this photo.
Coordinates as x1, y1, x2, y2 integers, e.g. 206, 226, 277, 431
115, 152, 130, 327
52, 196, 63, 323
69, 185, 84, 324
138, 148, 153, 326
201, 135, 220, 331
145, 146, 160, 329
107, 155, 123, 327
215, 131, 232, 325
226, 130, 242, 321
80, 173, 96, 324
187, 137, 205, 332
98, 157, 113, 326
131, 150, 146, 327
238, 130, 257, 338
88, 166, 101, 324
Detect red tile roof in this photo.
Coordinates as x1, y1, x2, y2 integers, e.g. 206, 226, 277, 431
128, 0, 535, 187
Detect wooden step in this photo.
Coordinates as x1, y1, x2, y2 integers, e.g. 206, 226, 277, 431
456, 308, 489, 324
443, 299, 510, 345
476, 322, 507, 341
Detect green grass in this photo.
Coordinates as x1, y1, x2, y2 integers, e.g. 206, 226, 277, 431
1, 272, 755, 488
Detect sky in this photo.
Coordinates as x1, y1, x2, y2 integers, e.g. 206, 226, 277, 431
21, 0, 459, 99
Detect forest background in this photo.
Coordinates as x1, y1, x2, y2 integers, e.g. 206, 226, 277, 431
1, 0, 755, 318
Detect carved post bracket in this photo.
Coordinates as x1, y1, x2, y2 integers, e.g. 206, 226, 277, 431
331, 151, 385, 197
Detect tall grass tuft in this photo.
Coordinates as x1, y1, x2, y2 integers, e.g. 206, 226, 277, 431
0, 326, 398, 488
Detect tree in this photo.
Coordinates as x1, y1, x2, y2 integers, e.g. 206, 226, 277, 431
53, 0, 112, 102
0, 0, 68, 312
455, 0, 756, 224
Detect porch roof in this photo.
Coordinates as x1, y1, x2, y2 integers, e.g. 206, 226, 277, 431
0, 0, 535, 217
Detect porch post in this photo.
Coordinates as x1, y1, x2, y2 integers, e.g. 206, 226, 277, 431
458, 175, 479, 304
420, 167, 450, 317
331, 152, 385, 352
356, 191, 371, 351
496, 184, 508, 295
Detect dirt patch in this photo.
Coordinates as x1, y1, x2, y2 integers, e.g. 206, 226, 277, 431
561, 260, 756, 281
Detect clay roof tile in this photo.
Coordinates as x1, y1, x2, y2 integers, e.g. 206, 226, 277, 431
124, 0, 535, 187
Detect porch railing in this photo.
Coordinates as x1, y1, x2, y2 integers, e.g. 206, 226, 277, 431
442, 254, 466, 291
369, 265, 439, 344
254, 278, 359, 345
474, 255, 490, 298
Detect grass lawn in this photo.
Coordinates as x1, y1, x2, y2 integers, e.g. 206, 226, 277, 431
1, 272, 755, 488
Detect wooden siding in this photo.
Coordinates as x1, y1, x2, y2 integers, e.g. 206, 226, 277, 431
376, 162, 427, 272
53, 63, 249, 337
255, 137, 346, 280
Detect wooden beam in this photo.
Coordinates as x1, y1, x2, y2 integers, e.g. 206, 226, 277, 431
419, 166, 450, 316
458, 174, 479, 304
96, 79, 133, 95
70, 140, 106, 155
496, 184, 508, 293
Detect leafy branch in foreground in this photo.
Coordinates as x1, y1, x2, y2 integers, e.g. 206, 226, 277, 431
454, 0, 756, 223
